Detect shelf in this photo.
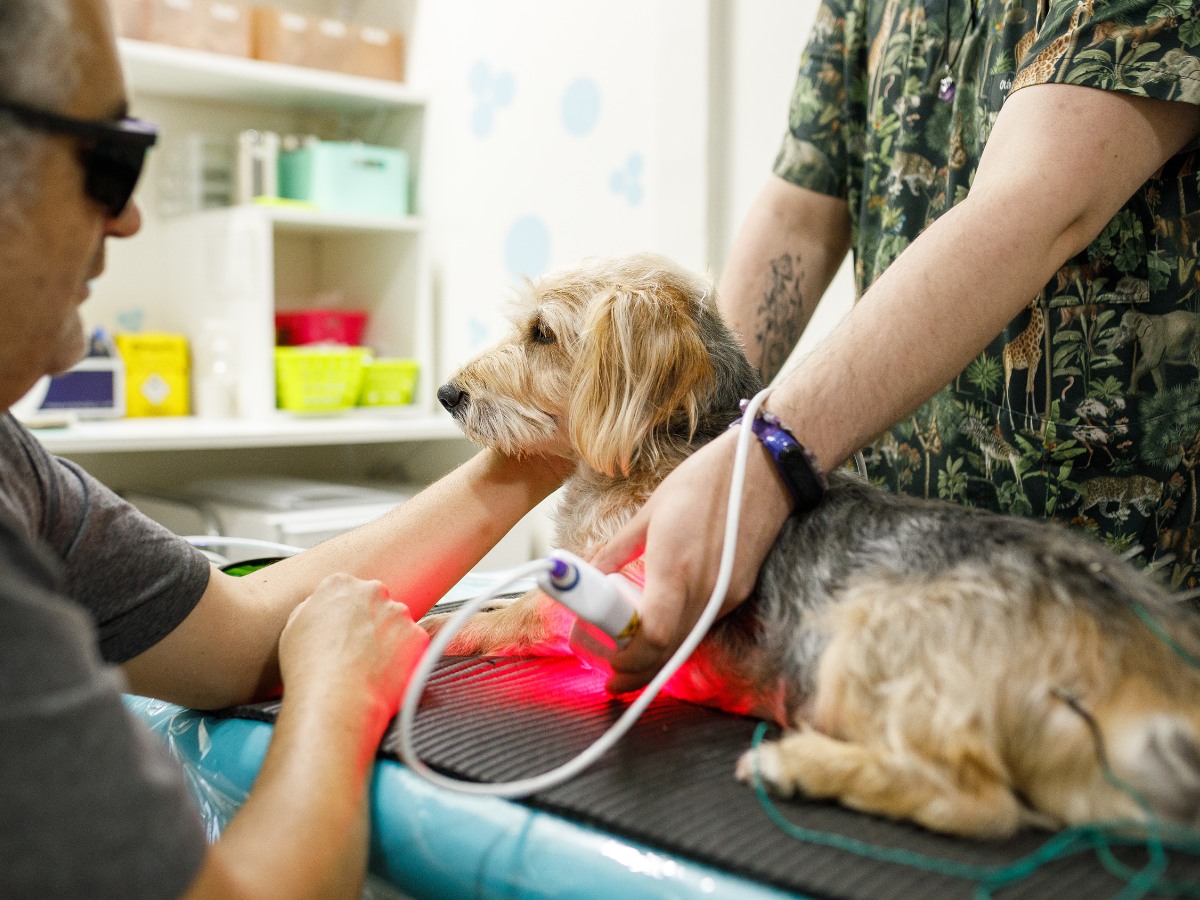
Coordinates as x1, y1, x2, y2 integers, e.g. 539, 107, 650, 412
259, 205, 423, 235
119, 38, 427, 113
31, 413, 463, 454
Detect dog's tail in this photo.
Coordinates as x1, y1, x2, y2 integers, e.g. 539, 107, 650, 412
1019, 600, 1200, 831
1091, 683, 1200, 829
1031, 668, 1200, 831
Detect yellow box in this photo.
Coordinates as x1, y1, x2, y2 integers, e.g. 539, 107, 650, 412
275, 346, 367, 412
115, 333, 191, 417
358, 358, 418, 406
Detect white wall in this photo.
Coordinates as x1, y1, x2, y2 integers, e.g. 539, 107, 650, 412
708, 0, 855, 363
406, 0, 711, 380
408, 0, 853, 381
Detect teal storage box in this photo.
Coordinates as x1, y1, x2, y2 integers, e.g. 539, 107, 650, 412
278, 141, 409, 218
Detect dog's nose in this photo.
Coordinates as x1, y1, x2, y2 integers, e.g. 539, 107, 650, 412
437, 383, 467, 412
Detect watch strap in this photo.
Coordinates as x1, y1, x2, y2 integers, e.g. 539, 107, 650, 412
730, 402, 827, 513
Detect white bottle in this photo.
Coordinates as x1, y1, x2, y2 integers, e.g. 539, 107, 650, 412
193, 318, 239, 419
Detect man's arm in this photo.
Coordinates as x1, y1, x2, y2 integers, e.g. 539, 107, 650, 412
596, 83, 1200, 692
774, 83, 1200, 470
123, 448, 566, 709
718, 177, 851, 383
179, 573, 428, 900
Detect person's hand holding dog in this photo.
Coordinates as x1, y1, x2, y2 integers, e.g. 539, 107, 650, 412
593, 427, 793, 694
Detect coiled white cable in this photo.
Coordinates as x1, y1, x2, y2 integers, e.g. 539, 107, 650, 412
396, 386, 775, 797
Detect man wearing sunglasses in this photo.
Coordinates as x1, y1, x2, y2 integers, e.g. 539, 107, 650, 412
0, 2, 569, 898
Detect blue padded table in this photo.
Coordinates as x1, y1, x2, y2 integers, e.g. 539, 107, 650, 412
126, 690, 797, 900
128, 655, 1200, 900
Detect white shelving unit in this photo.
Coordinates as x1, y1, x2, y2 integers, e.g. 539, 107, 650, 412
47, 36, 457, 460
32, 32, 479, 508
33, 412, 460, 455
118, 38, 427, 111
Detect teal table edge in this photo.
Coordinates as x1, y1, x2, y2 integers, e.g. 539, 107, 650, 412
126, 696, 803, 900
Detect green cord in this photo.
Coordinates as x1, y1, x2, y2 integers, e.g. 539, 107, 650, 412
748, 722, 1200, 898
1130, 602, 1200, 669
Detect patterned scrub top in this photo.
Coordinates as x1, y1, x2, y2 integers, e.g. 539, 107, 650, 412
777, 0, 1200, 589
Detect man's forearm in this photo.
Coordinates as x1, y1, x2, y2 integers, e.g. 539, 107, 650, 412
125, 448, 565, 708
180, 689, 381, 899
767, 191, 1070, 472
253, 447, 564, 618
718, 177, 852, 383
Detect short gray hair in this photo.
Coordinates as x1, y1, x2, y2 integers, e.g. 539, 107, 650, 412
0, 0, 85, 223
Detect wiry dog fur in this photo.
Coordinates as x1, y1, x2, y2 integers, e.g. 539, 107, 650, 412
431, 252, 1200, 839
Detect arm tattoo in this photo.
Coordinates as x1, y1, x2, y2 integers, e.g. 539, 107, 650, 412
755, 253, 808, 384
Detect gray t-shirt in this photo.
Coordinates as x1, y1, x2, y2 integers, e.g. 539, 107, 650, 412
0, 413, 210, 661
0, 414, 211, 897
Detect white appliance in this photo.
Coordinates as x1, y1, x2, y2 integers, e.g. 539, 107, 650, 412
125, 476, 536, 568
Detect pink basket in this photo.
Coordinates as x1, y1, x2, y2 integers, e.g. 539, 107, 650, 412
275, 309, 368, 346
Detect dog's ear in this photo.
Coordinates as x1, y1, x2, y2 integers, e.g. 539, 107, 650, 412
569, 283, 714, 476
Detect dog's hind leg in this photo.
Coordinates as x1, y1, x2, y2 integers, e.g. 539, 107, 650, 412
735, 726, 1024, 838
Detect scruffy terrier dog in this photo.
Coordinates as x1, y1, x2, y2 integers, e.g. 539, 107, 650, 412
431, 252, 1200, 839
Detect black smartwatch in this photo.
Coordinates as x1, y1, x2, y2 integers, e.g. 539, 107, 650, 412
730, 403, 827, 514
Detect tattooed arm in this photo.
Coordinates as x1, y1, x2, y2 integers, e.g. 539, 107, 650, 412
718, 176, 852, 383
595, 84, 1200, 694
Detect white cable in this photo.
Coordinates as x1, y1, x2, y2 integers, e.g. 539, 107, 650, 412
184, 536, 305, 557
397, 386, 775, 797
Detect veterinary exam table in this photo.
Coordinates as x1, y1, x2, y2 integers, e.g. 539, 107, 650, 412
126, 653, 1200, 900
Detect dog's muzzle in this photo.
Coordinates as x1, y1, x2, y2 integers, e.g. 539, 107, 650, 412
437, 382, 467, 413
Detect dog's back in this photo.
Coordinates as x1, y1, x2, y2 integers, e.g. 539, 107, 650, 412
721, 471, 1200, 835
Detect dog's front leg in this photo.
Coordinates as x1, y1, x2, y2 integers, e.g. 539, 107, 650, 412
421, 589, 575, 657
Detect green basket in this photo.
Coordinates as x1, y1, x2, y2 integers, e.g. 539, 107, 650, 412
358, 357, 419, 407
275, 346, 368, 412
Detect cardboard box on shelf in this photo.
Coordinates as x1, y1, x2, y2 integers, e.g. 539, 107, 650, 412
146, 0, 253, 57
348, 24, 404, 81
253, 7, 405, 81
251, 6, 312, 68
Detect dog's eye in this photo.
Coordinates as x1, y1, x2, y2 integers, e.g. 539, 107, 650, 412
530, 319, 556, 345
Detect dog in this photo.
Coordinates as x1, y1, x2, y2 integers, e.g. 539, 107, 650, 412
429, 252, 1200, 839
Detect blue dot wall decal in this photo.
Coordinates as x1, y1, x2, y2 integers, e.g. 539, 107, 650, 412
471, 105, 494, 139
493, 71, 515, 106
505, 216, 551, 279
469, 316, 490, 350
469, 60, 515, 139
562, 77, 601, 136
469, 60, 491, 96
610, 153, 646, 206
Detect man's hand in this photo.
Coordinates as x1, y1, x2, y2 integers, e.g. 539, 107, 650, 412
279, 573, 428, 745
592, 428, 792, 694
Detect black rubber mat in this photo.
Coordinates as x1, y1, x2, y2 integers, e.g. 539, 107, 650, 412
228, 656, 1200, 899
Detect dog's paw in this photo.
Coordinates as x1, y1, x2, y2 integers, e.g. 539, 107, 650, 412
736, 742, 797, 798
419, 598, 573, 658
419, 611, 496, 656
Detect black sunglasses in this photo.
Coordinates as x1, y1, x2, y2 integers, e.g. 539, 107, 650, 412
0, 99, 158, 217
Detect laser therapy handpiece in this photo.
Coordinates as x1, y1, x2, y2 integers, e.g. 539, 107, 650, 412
537, 549, 642, 659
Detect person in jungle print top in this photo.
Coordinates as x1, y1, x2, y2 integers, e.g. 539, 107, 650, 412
591, 0, 1200, 696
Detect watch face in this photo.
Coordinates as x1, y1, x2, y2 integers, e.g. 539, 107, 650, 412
776, 442, 824, 509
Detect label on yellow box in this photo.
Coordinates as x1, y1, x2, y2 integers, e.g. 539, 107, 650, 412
115, 333, 191, 417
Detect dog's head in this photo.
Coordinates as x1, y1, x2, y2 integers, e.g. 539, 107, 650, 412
437, 253, 761, 478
